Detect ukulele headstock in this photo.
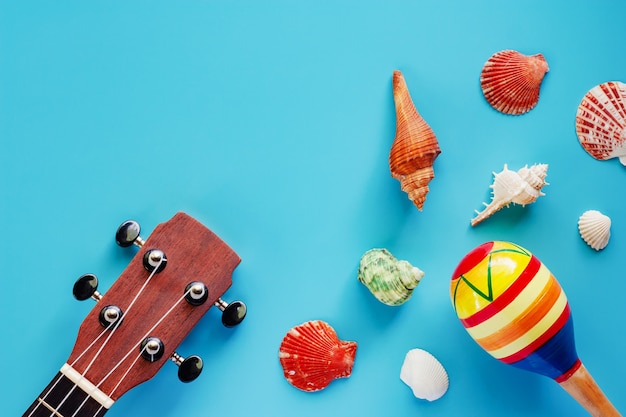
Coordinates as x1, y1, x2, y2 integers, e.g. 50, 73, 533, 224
68, 212, 246, 402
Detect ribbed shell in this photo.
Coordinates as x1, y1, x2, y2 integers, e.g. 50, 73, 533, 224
400, 348, 449, 401
480, 50, 549, 115
575, 81, 626, 165
578, 210, 611, 251
389, 70, 441, 211
358, 248, 424, 306
278, 320, 357, 392
471, 163, 548, 226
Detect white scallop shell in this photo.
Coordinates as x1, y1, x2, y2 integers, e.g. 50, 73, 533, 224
471, 163, 548, 226
575, 81, 626, 165
578, 210, 611, 251
400, 348, 449, 401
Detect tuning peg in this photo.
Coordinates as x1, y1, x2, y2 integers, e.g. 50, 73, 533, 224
214, 298, 247, 327
170, 352, 203, 383
73, 274, 102, 301
115, 220, 145, 248
143, 249, 167, 273
184, 282, 209, 306
140, 337, 165, 362
99, 305, 123, 328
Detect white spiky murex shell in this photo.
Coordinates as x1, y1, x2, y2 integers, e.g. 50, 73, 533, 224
471, 163, 548, 226
578, 210, 611, 251
400, 348, 449, 402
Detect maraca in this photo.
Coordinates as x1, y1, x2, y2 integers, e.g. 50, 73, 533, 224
450, 241, 621, 417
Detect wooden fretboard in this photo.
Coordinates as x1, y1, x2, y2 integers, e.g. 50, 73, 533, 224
23, 371, 108, 417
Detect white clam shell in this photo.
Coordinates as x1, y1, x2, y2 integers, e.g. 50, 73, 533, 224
400, 348, 449, 401
578, 210, 611, 251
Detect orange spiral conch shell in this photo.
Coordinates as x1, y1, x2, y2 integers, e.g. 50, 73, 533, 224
480, 50, 549, 115
389, 70, 441, 211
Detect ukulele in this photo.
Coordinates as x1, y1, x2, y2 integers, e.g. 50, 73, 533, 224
23, 212, 247, 417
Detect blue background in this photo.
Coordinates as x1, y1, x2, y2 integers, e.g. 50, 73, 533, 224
2, 1, 624, 416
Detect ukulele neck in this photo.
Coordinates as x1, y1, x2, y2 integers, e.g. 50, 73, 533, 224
23, 364, 111, 417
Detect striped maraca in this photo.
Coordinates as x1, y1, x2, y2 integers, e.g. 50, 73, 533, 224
450, 241, 620, 417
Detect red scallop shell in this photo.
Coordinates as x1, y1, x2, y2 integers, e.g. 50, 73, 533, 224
575, 81, 626, 163
278, 320, 357, 392
480, 50, 549, 115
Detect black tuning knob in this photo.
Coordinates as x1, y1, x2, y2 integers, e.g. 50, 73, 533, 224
73, 274, 102, 301
115, 220, 145, 248
171, 352, 203, 383
215, 299, 247, 327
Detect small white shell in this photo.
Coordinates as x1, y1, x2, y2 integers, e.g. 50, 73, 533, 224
578, 210, 611, 251
400, 348, 449, 401
471, 163, 548, 226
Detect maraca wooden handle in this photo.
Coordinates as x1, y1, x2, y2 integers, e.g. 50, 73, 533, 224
559, 364, 621, 417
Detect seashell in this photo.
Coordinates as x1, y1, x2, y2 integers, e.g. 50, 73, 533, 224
400, 348, 449, 401
578, 210, 611, 250
389, 70, 441, 211
575, 81, 626, 165
480, 50, 549, 115
471, 163, 548, 226
358, 248, 424, 306
278, 320, 357, 392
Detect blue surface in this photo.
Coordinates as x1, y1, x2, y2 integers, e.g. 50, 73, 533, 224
2, 1, 625, 416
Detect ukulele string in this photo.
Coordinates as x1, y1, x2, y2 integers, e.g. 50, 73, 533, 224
99, 290, 191, 392
101, 343, 149, 405
72, 344, 149, 417
75, 288, 192, 417
26, 309, 121, 417
25, 373, 64, 417
46, 258, 164, 417
69, 321, 117, 368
